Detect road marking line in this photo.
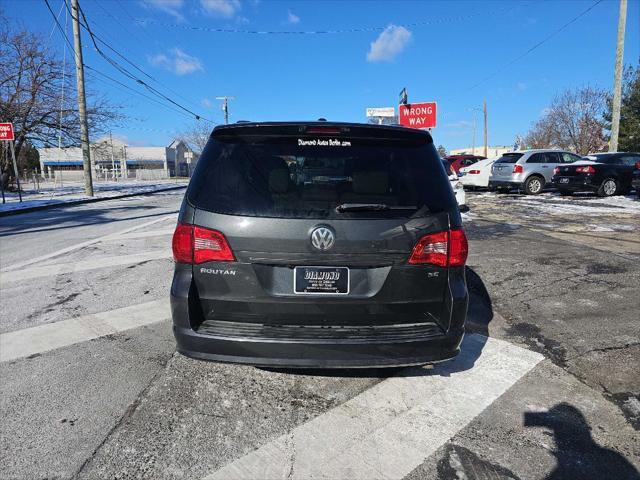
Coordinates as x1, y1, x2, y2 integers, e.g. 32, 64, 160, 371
1, 214, 174, 272
103, 228, 175, 240
0, 250, 172, 286
203, 334, 544, 480
0, 299, 170, 362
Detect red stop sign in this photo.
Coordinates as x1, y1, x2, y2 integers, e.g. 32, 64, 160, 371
399, 102, 437, 129
0, 123, 14, 141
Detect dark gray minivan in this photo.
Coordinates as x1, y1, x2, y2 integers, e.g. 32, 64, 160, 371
170, 122, 468, 368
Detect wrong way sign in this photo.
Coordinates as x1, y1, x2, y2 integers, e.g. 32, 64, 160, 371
398, 102, 437, 129
0, 123, 14, 141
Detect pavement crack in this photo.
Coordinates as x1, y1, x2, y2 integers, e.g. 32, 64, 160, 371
566, 342, 640, 362
71, 351, 177, 479
286, 432, 296, 480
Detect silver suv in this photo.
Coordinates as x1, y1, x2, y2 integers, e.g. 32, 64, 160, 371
489, 149, 582, 194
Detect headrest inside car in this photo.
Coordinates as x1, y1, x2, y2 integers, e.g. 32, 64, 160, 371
352, 171, 389, 194
269, 168, 290, 193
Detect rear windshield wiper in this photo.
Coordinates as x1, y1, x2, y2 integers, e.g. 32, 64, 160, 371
335, 203, 415, 213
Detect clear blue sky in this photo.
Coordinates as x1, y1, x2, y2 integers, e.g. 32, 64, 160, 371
8, 0, 640, 150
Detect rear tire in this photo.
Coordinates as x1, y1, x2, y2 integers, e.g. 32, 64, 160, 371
598, 178, 618, 197
524, 176, 545, 195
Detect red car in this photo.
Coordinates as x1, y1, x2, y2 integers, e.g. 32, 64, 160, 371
445, 155, 487, 174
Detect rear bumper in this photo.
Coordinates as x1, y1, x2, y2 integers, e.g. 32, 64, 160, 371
488, 180, 521, 189
173, 324, 464, 368
459, 175, 488, 188
551, 175, 598, 191
170, 266, 468, 368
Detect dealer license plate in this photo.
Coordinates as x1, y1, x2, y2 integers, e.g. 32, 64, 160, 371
294, 266, 349, 295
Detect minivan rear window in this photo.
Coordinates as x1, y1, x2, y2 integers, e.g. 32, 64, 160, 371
495, 153, 524, 164
188, 134, 455, 219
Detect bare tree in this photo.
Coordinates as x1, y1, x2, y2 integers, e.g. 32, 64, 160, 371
0, 19, 120, 184
523, 86, 608, 154
522, 117, 556, 149
178, 120, 215, 154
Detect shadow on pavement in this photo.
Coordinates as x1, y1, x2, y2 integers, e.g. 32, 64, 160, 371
524, 403, 640, 480
0, 205, 174, 237
260, 266, 494, 379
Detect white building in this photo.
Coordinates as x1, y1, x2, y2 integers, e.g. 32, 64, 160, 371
38, 138, 198, 179
449, 145, 513, 158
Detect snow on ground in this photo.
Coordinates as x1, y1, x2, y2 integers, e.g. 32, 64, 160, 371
466, 190, 639, 234
474, 191, 640, 215
0, 180, 188, 213
514, 193, 640, 216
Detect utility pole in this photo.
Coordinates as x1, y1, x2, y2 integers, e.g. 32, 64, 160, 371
483, 98, 488, 158
71, 0, 93, 196
216, 96, 235, 124
109, 131, 115, 180
610, 0, 627, 152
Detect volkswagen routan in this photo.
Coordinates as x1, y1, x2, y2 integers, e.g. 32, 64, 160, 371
170, 122, 468, 368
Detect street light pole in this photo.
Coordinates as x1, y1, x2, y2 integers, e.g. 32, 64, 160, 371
610, 0, 627, 152
71, 0, 93, 196
472, 115, 477, 156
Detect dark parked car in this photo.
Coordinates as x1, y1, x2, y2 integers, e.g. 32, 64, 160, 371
551, 152, 640, 196
171, 121, 469, 368
445, 154, 486, 174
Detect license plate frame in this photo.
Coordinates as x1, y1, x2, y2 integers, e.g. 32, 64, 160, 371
293, 266, 350, 295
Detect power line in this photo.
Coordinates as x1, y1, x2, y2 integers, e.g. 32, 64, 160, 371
44, 0, 214, 124
47, 0, 65, 40
91, 0, 150, 51
46, 0, 186, 117
80, 0, 213, 116
125, 3, 525, 35
75, 2, 213, 122
47, 0, 215, 123
44, 0, 75, 53
84, 68, 194, 119
463, 0, 605, 94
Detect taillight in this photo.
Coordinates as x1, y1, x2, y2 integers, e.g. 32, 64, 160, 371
513, 164, 523, 174
172, 224, 193, 263
553, 167, 560, 174
449, 229, 469, 267
576, 166, 595, 174
408, 229, 468, 267
468, 169, 480, 175
635, 161, 640, 170
193, 226, 235, 263
171, 224, 235, 264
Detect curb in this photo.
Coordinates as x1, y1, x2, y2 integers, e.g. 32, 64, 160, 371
0, 185, 187, 218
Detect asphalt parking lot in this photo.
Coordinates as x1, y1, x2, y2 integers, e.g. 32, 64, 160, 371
1, 189, 638, 480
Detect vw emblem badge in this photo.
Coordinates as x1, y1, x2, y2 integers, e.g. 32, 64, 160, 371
310, 226, 335, 251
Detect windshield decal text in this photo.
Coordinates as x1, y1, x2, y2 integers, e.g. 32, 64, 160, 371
298, 138, 351, 147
